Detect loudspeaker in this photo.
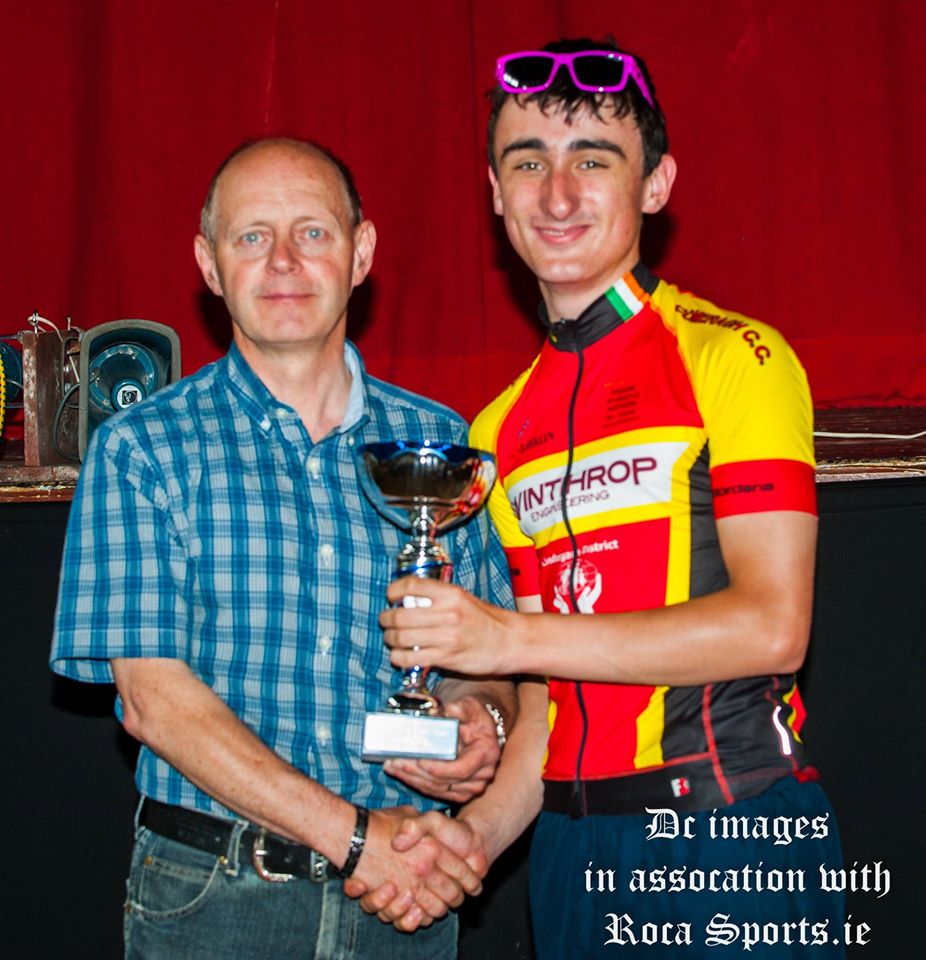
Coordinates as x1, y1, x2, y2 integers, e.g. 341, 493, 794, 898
78, 319, 181, 460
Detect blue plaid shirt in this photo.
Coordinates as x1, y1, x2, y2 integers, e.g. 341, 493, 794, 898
51, 341, 513, 817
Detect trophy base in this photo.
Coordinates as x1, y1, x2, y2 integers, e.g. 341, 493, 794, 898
361, 711, 460, 762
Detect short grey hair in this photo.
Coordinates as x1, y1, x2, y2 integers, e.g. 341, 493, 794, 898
199, 137, 364, 244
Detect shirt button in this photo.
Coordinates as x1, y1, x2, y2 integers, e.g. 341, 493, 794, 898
319, 543, 334, 566
319, 635, 332, 654
307, 456, 321, 479
347, 436, 355, 447
316, 725, 331, 746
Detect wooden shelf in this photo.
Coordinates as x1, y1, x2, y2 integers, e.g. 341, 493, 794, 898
1, 407, 924, 502
814, 408, 926, 482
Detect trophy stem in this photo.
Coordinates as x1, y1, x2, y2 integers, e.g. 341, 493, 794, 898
412, 507, 430, 537
396, 508, 453, 581
387, 666, 440, 716
390, 511, 453, 716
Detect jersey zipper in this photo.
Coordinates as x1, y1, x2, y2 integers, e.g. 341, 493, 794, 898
559, 339, 590, 818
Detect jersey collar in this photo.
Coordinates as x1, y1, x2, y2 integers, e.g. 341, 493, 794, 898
542, 263, 658, 351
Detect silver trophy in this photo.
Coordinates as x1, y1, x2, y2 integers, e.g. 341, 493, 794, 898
357, 441, 496, 761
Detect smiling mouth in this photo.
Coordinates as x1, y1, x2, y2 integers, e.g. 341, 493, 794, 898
534, 225, 590, 243
259, 291, 315, 301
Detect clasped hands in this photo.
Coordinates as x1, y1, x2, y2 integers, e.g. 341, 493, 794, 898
341, 581, 513, 929
343, 684, 504, 929
345, 694, 498, 928
344, 808, 487, 931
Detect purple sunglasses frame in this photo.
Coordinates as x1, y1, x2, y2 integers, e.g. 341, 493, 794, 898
495, 50, 654, 107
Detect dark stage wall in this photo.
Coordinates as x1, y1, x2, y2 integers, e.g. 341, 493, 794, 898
3, 0, 926, 421
2, 478, 922, 958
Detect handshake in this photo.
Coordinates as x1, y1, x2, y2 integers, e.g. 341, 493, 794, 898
341, 690, 505, 931
344, 807, 491, 932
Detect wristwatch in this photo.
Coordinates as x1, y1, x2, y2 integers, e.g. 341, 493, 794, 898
483, 702, 507, 748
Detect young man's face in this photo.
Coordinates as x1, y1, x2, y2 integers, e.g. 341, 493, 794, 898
489, 99, 675, 317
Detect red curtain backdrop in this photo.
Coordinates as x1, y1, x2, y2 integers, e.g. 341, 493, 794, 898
3, 0, 924, 420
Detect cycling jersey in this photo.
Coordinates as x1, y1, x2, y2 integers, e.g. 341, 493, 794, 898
470, 263, 817, 811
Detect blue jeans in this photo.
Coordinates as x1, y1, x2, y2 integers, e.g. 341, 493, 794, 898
123, 822, 458, 960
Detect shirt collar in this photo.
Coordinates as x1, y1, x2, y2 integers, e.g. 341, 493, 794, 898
542, 262, 659, 352
225, 339, 368, 435
340, 341, 367, 433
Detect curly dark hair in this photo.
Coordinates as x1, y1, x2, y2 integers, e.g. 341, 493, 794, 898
487, 36, 669, 177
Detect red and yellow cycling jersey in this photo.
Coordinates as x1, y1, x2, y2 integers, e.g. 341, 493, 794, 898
470, 264, 815, 806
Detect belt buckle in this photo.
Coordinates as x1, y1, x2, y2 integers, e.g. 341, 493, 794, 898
310, 850, 330, 884
251, 827, 296, 883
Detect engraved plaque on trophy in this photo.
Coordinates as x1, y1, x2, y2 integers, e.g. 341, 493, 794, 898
357, 441, 496, 762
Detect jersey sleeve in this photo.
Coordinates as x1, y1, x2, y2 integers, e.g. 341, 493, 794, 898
470, 388, 542, 599
663, 288, 817, 519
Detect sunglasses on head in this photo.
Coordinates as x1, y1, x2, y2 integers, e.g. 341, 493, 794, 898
495, 50, 655, 107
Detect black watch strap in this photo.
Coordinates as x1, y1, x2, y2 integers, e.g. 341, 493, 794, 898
337, 805, 369, 878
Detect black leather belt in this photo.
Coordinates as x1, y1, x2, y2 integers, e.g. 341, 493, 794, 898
543, 761, 788, 817
140, 797, 337, 883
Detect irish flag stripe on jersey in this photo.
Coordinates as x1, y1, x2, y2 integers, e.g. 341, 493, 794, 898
605, 275, 646, 320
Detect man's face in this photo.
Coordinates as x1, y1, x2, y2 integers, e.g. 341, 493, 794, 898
489, 99, 674, 315
194, 144, 375, 357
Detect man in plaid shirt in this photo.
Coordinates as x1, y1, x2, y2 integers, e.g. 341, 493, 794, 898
51, 137, 514, 959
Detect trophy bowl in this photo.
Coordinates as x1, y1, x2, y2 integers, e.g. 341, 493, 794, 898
358, 441, 496, 539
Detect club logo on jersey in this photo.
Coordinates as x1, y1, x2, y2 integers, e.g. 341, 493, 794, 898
508, 441, 688, 537
671, 776, 692, 798
551, 558, 602, 614
518, 430, 555, 455
675, 304, 772, 365
713, 481, 775, 498
604, 382, 640, 428
675, 305, 748, 332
